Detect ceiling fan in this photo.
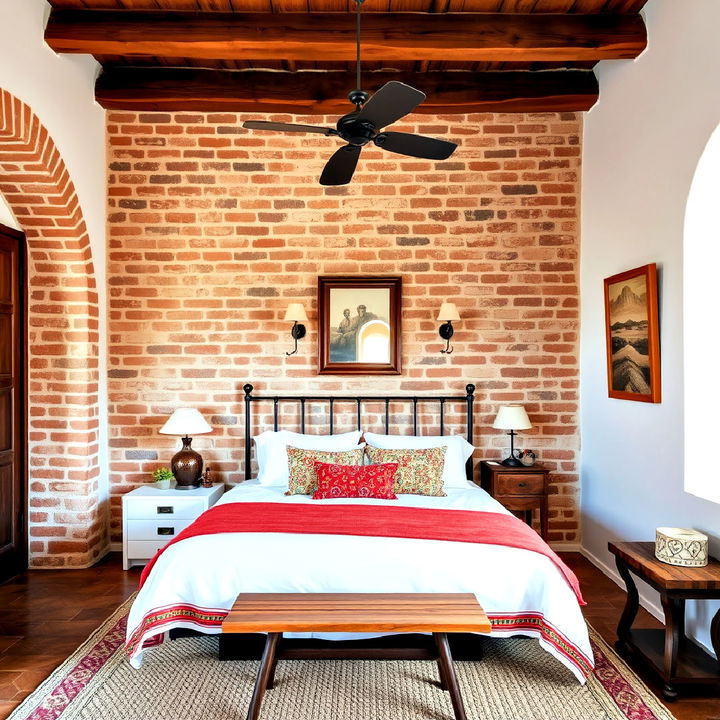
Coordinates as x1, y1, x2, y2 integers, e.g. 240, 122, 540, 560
242, 0, 458, 186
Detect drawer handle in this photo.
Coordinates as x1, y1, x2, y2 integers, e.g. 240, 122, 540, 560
157, 527, 175, 536
518, 482, 526, 487
157, 506, 174, 514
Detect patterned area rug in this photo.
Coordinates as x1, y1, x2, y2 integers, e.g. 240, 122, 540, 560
9, 596, 676, 720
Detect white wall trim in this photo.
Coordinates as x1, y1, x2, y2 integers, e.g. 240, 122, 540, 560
579, 546, 663, 621
552, 542, 584, 553
110, 542, 123, 553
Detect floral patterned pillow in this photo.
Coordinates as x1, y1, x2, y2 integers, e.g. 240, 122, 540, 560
286, 446, 365, 495
312, 461, 398, 500
365, 446, 447, 496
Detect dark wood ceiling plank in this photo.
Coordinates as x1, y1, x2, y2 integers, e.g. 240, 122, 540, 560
95, 67, 599, 112
48, 0, 630, 9
46, 9, 647, 62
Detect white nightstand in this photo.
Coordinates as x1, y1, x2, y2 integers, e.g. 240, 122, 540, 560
122, 483, 224, 570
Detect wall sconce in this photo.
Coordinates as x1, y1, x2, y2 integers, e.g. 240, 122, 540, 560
437, 302, 461, 354
284, 303, 308, 356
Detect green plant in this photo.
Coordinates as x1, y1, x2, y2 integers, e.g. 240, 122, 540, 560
152, 467, 174, 482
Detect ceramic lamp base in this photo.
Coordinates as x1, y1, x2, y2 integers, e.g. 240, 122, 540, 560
171, 436, 203, 488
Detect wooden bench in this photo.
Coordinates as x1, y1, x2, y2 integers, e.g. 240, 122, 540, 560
223, 592, 492, 720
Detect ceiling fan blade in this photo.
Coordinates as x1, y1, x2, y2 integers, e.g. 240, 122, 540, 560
243, 120, 337, 136
357, 81, 426, 129
319, 145, 362, 186
374, 132, 457, 160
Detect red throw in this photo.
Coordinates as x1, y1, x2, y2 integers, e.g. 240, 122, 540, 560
139, 502, 585, 604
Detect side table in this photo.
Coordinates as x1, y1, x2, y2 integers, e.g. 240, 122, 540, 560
479, 461, 549, 540
608, 541, 720, 700
122, 483, 224, 569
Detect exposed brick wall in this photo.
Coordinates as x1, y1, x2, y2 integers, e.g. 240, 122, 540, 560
0, 89, 106, 567
107, 110, 581, 545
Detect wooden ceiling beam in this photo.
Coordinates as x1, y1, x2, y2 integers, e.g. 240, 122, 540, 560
95, 68, 599, 113
46, 10, 646, 62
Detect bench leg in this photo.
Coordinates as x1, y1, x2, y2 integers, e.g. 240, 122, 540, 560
246, 632, 281, 720
434, 632, 467, 720
436, 657, 449, 691
267, 649, 279, 690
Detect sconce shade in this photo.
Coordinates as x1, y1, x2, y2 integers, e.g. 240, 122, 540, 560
492, 405, 532, 431
436, 302, 461, 322
284, 303, 308, 322
159, 408, 213, 436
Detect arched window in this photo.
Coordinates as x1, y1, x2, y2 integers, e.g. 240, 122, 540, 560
684, 123, 720, 503
357, 320, 390, 363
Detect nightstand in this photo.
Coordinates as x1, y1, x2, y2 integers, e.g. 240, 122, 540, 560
122, 483, 224, 570
479, 461, 549, 540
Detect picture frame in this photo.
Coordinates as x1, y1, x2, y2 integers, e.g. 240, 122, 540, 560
603, 263, 661, 403
318, 276, 402, 375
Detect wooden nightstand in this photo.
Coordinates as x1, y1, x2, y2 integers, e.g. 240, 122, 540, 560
122, 483, 224, 570
479, 461, 549, 540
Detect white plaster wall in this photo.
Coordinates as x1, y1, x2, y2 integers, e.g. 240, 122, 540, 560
0, 192, 19, 230
581, 0, 720, 653
0, 0, 109, 539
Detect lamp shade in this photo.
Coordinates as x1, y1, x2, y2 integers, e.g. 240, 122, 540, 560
159, 408, 212, 436
492, 405, 532, 431
436, 302, 461, 322
284, 303, 308, 322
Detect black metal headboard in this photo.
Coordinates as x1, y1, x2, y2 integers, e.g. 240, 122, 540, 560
243, 383, 476, 481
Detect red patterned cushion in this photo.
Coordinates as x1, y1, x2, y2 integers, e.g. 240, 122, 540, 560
312, 462, 399, 500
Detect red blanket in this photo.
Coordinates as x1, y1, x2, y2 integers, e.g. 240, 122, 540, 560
139, 502, 585, 604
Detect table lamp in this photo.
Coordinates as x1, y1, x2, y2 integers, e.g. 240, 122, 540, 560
159, 408, 212, 488
492, 405, 532, 467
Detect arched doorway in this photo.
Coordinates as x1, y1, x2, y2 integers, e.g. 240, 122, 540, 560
684, 122, 720, 504
0, 89, 105, 567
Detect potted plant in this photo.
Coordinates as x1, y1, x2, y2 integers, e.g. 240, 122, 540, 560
152, 467, 174, 490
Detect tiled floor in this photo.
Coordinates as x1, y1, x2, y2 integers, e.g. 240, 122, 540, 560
0, 553, 717, 719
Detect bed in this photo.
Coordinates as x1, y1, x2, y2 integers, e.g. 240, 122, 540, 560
125, 384, 594, 683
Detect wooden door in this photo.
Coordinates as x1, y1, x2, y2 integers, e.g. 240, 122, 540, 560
0, 225, 26, 581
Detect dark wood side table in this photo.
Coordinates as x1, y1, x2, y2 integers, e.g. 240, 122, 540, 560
479, 461, 549, 540
608, 541, 720, 700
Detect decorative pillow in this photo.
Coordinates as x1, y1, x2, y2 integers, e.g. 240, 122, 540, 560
312, 462, 399, 500
365, 446, 447, 496
286, 446, 365, 495
254, 430, 363, 486
364, 432, 474, 488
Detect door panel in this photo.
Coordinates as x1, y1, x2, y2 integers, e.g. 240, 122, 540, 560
0, 226, 26, 581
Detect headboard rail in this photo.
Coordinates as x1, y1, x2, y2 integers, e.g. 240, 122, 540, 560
243, 383, 476, 481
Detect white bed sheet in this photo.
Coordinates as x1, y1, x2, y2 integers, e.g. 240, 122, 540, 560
126, 479, 593, 682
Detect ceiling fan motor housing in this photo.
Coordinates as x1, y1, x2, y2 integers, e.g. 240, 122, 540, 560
337, 113, 377, 147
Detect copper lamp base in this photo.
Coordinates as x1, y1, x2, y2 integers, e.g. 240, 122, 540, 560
171, 436, 203, 488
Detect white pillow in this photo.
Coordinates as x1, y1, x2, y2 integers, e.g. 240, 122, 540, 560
254, 430, 363, 486
363, 432, 474, 488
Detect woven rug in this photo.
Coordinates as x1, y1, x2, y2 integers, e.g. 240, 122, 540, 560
9, 596, 677, 720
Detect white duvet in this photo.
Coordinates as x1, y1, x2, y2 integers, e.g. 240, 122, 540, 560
126, 480, 594, 682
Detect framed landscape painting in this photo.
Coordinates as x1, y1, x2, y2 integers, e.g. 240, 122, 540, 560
603, 263, 661, 403
318, 276, 402, 375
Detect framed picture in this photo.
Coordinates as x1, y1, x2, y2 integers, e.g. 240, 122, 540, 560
603, 263, 661, 403
318, 276, 402, 375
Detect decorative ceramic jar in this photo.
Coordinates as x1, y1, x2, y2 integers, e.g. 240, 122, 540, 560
655, 527, 708, 567
518, 450, 536, 467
